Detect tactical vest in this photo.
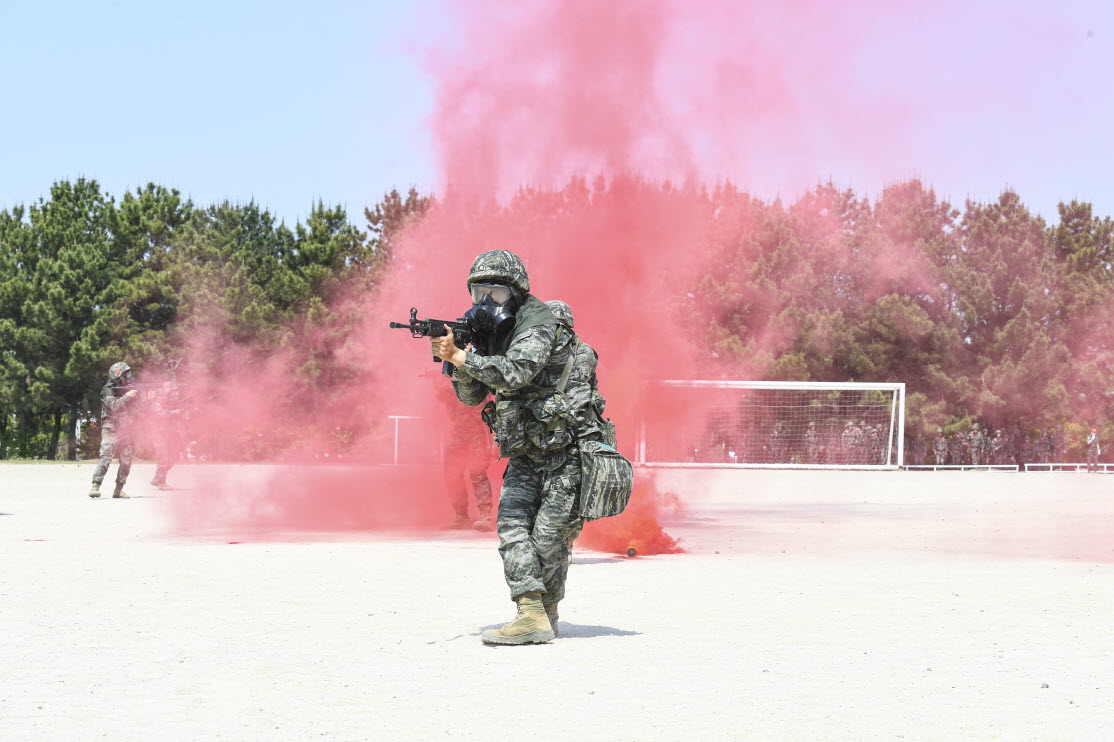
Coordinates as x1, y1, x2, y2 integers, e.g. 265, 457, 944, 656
482, 296, 582, 462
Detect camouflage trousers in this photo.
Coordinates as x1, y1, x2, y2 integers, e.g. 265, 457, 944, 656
443, 438, 493, 518
91, 428, 134, 487
497, 446, 583, 601
153, 431, 182, 485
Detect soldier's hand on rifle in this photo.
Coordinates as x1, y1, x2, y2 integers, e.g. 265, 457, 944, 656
125, 390, 138, 399
431, 325, 467, 367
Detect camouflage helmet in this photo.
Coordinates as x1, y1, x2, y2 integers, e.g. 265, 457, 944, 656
467, 250, 529, 295
108, 362, 132, 383
545, 300, 574, 329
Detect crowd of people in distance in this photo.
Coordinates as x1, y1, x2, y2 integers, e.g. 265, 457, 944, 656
685, 414, 1104, 471
691, 418, 895, 466
909, 422, 1103, 471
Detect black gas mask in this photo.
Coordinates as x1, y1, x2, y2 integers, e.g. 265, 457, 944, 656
464, 282, 520, 354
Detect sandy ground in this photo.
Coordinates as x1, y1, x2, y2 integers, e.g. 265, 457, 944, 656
1, 462, 1112, 742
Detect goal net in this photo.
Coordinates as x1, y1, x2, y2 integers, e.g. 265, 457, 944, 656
636, 380, 906, 469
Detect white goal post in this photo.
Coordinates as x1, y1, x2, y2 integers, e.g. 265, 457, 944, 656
636, 380, 906, 470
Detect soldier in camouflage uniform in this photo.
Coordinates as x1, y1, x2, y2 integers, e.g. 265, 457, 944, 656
88, 362, 139, 499
804, 422, 821, 464
1037, 430, 1052, 464
439, 381, 495, 531
431, 252, 607, 645
840, 421, 855, 465
932, 429, 947, 465
148, 382, 186, 490
948, 431, 964, 466
968, 424, 982, 466
1085, 428, 1101, 473
912, 433, 926, 466
1052, 424, 1067, 462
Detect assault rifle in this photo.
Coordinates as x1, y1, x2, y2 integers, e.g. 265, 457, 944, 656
390, 307, 476, 378
114, 382, 190, 398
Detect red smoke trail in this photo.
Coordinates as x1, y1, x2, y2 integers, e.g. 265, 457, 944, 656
578, 475, 684, 556
160, 1, 906, 543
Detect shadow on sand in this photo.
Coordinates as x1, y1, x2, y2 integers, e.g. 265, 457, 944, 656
431, 623, 640, 645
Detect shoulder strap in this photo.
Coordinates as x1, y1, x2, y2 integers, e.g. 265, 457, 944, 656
556, 337, 579, 393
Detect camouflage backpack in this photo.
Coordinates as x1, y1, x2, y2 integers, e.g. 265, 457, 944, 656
577, 438, 633, 521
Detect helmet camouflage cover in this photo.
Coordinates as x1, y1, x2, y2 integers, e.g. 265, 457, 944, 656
467, 250, 530, 296
108, 362, 132, 383
545, 300, 574, 329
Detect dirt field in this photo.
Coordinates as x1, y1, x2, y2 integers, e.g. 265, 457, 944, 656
2, 462, 1112, 741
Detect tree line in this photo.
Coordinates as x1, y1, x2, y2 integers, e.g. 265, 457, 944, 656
0, 179, 430, 458
2, 177, 1111, 459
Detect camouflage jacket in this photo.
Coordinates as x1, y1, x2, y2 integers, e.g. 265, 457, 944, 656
98, 382, 135, 433
453, 296, 604, 465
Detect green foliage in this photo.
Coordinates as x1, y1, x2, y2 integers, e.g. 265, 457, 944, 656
3, 176, 1114, 459
691, 179, 1114, 437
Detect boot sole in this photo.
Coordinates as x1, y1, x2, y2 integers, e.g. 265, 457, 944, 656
481, 629, 555, 645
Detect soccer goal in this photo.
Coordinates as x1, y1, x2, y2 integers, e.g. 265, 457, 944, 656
636, 380, 906, 469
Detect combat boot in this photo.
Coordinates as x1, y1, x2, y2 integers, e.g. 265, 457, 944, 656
544, 601, 559, 637
88, 483, 101, 499
481, 591, 554, 645
445, 510, 471, 529
112, 486, 130, 499
472, 507, 494, 532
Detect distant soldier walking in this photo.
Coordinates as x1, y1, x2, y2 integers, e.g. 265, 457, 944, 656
88, 362, 139, 499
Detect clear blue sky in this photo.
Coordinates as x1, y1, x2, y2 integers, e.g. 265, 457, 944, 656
0, 0, 436, 226
2, 1, 1113, 226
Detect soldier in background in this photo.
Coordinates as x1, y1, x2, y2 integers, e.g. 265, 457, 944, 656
1000, 429, 1015, 466
770, 421, 788, 463
992, 429, 1005, 465
1052, 424, 1067, 461
1021, 436, 1036, 467
804, 421, 821, 464
948, 431, 964, 466
840, 421, 856, 464
1037, 431, 1052, 465
439, 380, 496, 531
88, 362, 139, 499
968, 424, 982, 466
912, 432, 926, 466
1085, 428, 1101, 473
148, 383, 186, 490
932, 429, 947, 465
